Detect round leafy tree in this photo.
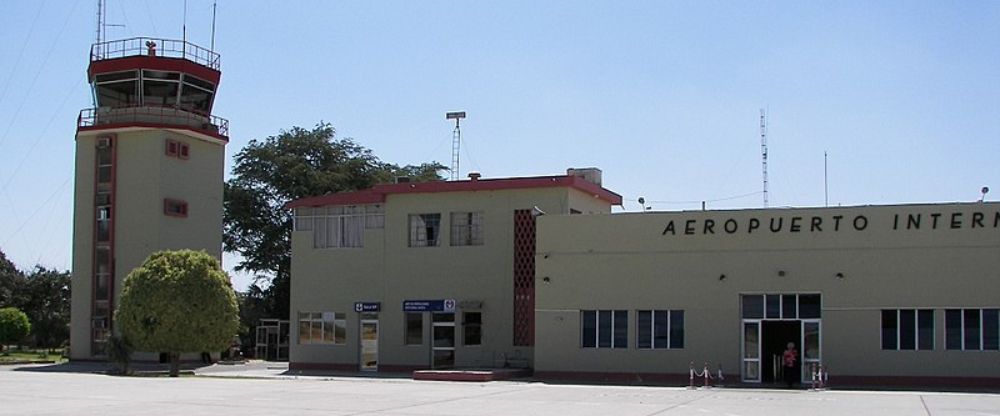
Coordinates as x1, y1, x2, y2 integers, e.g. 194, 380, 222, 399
116, 250, 238, 376
0, 307, 31, 351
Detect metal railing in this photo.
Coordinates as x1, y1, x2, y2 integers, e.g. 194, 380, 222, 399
78, 106, 229, 138
91, 37, 221, 70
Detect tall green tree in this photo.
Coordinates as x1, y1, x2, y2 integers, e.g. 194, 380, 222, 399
116, 250, 239, 377
20, 267, 71, 348
0, 250, 26, 309
224, 123, 444, 323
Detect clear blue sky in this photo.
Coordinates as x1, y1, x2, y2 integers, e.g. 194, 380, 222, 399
1, 1, 998, 290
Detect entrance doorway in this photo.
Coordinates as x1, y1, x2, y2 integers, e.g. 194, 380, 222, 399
432, 313, 455, 368
360, 319, 378, 371
761, 320, 800, 383
741, 293, 822, 383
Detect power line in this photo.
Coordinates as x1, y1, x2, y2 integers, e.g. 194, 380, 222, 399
0, 77, 85, 194
2, 177, 71, 248
0, 0, 83, 151
0, 0, 46, 109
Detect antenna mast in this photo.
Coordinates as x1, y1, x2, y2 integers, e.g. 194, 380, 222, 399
211, 0, 217, 52
760, 108, 769, 208
95, 0, 106, 57
446, 111, 466, 181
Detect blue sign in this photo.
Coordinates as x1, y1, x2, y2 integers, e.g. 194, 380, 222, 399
403, 299, 456, 313
354, 302, 381, 313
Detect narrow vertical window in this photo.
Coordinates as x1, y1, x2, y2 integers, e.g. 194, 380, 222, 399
669, 310, 684, 349
653, 310, 669, 348
899, 309, 916, 350
945, 309, 962, 350
598, 310, 612, 348
613, 310, 628, 348
984, 309, 999, 351
637, 311, 652, 349
405, 313, 424, 345
463, 312, 482, 346
881, 310, 898, 350
581, 310, 596, 348
917, 310, 934, 350
964, 309, 981, 350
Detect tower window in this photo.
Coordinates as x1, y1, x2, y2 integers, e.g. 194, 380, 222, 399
166, 140, 179, 157
163, 199, 188, 217
165, 139, 190, 160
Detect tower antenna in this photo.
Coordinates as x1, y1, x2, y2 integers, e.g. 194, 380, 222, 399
95, 0, 107, 58
760, 108, 769, 208
446, 111, 466, 181
210, 0, 218, 52
824, 151, 829, 207
182, 0, 187, 45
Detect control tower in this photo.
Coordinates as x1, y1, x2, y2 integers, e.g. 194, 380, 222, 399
70, 38, 229, 359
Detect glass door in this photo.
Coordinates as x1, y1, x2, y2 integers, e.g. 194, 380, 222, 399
742, 321, 761, 382
801, 320, 821, 382
432, 313, 455, 368
360, 319, 378, 371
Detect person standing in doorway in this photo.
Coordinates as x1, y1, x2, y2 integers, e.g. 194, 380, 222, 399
783, 342, 799, 388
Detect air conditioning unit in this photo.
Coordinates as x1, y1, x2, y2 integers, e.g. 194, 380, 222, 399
96, 137, 112, 149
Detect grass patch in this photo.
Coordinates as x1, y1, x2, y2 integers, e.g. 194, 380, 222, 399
0, 349, 66, 363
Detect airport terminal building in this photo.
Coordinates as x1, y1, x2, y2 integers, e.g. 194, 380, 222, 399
287, 169, 1000, 386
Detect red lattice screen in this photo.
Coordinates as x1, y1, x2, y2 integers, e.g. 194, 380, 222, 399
512, 209, 536, 346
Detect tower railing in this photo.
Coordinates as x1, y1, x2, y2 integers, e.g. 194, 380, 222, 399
78, 106, 229, 139
91, 37, 221, 70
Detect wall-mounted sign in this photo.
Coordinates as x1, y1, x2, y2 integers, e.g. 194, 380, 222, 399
354, 302, 381, 313
660, 209, 1000, 237
403, 299, 457, 313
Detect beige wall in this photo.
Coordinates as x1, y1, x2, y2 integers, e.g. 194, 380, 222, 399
71, 128, 225, 359
290, 185, 613, 369
535, 203, 1000, 379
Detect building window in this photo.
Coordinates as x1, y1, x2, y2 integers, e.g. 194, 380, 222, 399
297, 312, 346, 345
581, 310, 627, 349
294, 205, 383, 248
409, 214, 441, 247
881, 309, 934, 350
742, 294, 821, 319
450, 212, 483, 246
163, 199, 188, 217
405, 313, 423, 345
96, 140, 113, 184
637, 310, 684, 349
946, 309, 1000, 351
165, 139, 190, 160
463, 312, 482, 346
166, 140, 178, 157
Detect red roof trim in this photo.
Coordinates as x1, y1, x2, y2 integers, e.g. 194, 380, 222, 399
286, 175, 623, 208
88, 56, 221, 85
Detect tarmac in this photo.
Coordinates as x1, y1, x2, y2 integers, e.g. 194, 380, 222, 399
2, 361, 999, 415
